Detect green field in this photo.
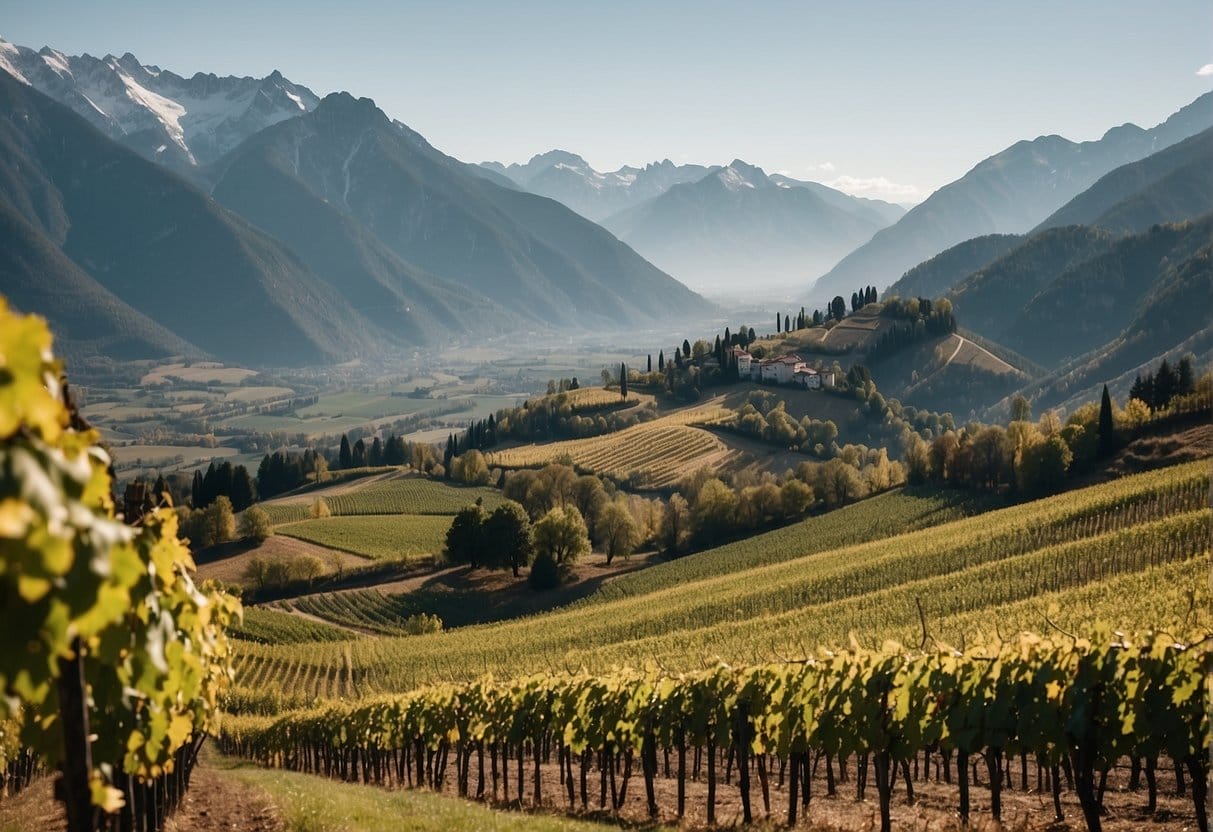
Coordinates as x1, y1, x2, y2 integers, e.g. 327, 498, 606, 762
261, 477, 504, 525
233, 461, 1210, 699
228, 607, 353, 644
277, 514, 453, 562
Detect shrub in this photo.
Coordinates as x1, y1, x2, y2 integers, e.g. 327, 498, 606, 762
528, 552, 561, 590
240, 506, 273, 543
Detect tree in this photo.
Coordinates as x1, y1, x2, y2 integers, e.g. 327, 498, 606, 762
658, 350, 665, 372
690, 478, 738, 544
369, 437, 383, 467
776, 314, 782, 334
532, 505, 590, 565
1176, 355, 1195, 396
1017, 435, 1073, 494
202, 496, 236, 548
239, 506, 273, 543
658, 493, 690, 554
620, 363, 628, 399
309, 497, 331, 519
445, 504, 486, 567
242, 556, 269, 591
229, 465, 255, 512
528, 551, 561, 590
815, 459, 862, 507
968, 426, 1011, 491
1154, 359, 1177, 408
190, 469, 203, 508
683, 339, 692, 358
647, 354, 652, 373
598, 500, 641, 565
483, 501, 532, 576
831, 296, 847, 321
453, 449, 491, 485
852, 292, 860, 312
780, 478, 813, 517
1098, 384, 1117, 456
339, 434, 352, 469
747, 328, 756, 344
352, 438, 367, 468
1010, 394, 1032, 423
572, 475, 609, 542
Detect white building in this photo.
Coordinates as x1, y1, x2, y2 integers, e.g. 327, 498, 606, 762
793, 368, 821, 389
761, 354, 805, 384
731, 348, 752, 377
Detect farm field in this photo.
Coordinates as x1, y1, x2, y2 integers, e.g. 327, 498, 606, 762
231, 460, 1210, 698
277, 514, 453, 562
259, 476, 503, 524
488, 403, 734, 488
106, 443, 241, 467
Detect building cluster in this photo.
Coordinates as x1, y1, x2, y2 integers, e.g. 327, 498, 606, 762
730, 349, 836, 390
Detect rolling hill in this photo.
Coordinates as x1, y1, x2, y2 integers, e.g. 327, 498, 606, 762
812, 91, 1213, 304
883, 233, 1022, 301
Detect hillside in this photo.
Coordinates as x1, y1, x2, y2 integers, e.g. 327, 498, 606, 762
0, 199, 197, 361
604, 160, 891, 292
884, 233, 1021, 300
811, 91, 1213, 303
1036, 126, 1213, 233
210, 93, 713, 328
947, 225, 1118, 348
0, 71, 383, 367
997, 217, 1212, 367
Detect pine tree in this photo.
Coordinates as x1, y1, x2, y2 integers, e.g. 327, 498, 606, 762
230, 465, 255, 512
370, 436, 383, 466
1154, 359, 1177, 408
339, 434, 352, 469
1177, 355, 1195, 396
1098, 385, 1116, 456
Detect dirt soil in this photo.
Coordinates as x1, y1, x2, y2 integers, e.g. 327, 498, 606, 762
412, 750, 1198, 831
0, 764, 281, 832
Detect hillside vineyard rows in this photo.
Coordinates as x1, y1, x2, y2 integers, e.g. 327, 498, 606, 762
230, 461, 1208, 699
219, 632, 1208, 832
260, 478, 505, 524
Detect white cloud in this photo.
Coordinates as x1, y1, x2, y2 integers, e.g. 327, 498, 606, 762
804, 161, 836, 174
826, 174, 924, 203
1197, 63, 1213, 77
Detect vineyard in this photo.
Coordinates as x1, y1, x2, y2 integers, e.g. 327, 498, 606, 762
228, 606, 353, 644
490, 420, 736, 488
220, 632, 1210, 832
277, 514, 454, 562
272, 589, 441, 637
260, 476, 504, 524
230, 460, 1210, 698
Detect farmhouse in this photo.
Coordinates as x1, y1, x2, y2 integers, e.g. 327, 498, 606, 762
730, 348, 752, 376
760, 353, 805, 385
793, 368, 821, 389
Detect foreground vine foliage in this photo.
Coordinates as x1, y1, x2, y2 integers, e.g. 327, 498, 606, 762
220, 631, 1210, 832
0, 298, 240, 831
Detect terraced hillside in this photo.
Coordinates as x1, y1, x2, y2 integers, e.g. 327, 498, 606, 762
232, 460, 1209, 699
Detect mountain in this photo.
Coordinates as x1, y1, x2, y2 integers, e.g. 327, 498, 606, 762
0, 199, 197, 361
481, 152, 713, 221
1035, 126, 1213, 233
812, 92, 1213, 304
947, 226, 1118, 349
209, 93, 713, 327
602, 161, 894, 294
0, 37, 319, 174
998, 220, 1213, 416
995, 218, 1212, 367
884, 234, 1022, 300
767, 174, 905, 226
0, 69, 383, 366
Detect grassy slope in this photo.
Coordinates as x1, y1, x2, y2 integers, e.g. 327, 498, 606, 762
233, 461, 1208, 696
213, 753, 629, 832
278, 515, 452, 562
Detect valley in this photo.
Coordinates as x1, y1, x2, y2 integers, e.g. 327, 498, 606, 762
0, 13, 1210, 832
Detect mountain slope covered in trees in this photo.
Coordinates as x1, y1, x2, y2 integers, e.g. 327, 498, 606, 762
812, 92, 1213, 303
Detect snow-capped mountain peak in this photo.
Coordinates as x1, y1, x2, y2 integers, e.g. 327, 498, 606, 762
0, 36, 321, 171
713, 159, 771, 191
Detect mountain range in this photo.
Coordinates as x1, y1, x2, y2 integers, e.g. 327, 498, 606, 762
0, 40, 713, 367
601, 160, 902, 293
812, 91, 1213, 304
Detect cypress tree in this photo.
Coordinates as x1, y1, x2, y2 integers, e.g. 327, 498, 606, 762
339, 434, 352, 469
1098, 385, 1116, 456
230, 465, 255, 512
191, 469, 203, 508
683, 339, 691, 357
784, 314, 791, 332
777, 314, 782, 334
620, 363, 628, 399
748, 327, 756, 343
1177, 356, 1194, 396
647, 354, 652, 373
658, 350, 665, 371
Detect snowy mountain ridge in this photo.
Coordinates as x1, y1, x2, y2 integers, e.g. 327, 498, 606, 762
0, 37, 320, 172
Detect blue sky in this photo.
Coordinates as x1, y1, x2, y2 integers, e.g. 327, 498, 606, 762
2, 1, 1210, 202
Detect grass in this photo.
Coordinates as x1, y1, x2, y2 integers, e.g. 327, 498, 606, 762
231, 460, 1210, 696
260, 477, 503, 525
213, 753, 640, 832
229, 607, 354, 644
277, 514, 453, 562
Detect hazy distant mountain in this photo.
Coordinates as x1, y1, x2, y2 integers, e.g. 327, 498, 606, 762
1036, 126, 1213, 234
0, 70, 382, 366
481, 152, 714, 221
767, 174, 906, 226
812, 92, 1213, 304
0, 37, 319, 174
601, 161, 893, 293
210, 93, 713, 327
